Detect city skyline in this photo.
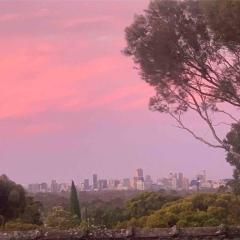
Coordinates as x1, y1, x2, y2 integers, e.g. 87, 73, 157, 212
24, 168, 230, 187
27, 168, 230, 193
0, 0, 233, 185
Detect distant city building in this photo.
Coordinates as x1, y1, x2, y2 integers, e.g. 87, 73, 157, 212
157, 178, 171, 190
136, 168, 144, 181
118, 178, 131, 190
26, 169, 225, 193
98, 179, 108, 190
196, 170, 207, 186
83, 179, 90, 191
93, 174, 98, 190
136, 179, 145, 190
182, 178, 189, 191
28, 183, 40, 193
144, 175, 153, 190
190, 179, 200, 191
59, 183, 70, 192
40, 182, 48, 192
132, 168, 144, 190
132, 176, 138, 189
169, 172, 177, 190
177, 172, 184, 189
122, 178, 131, 188
51, 180, 58, 193
108, 179, 120, 190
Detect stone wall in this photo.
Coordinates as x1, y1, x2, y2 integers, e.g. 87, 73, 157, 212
1, 225, 240, 240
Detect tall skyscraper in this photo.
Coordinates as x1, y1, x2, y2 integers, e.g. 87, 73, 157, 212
93, 174, 98, 190
133, 168, 145, 190
136, 168, 144, 181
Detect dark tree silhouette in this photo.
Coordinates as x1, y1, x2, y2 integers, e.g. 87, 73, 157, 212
70, 180, 81, 220
0, 175, 42, 225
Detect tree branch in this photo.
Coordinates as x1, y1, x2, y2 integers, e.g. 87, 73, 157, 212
168, 112, 224, 149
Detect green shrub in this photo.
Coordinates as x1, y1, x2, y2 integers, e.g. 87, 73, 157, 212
45, 206, 80, 230
3, 219, 39, 231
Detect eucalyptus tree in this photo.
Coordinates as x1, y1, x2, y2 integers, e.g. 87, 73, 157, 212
124, 0, 240, 158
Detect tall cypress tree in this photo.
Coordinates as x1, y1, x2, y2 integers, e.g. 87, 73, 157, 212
70, 180, 81, 220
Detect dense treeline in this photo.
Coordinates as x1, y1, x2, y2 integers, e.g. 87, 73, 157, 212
37, 191, 240, 229
32, 189, 140, 213
77, 191, 180, 228
77, 192, 240, 229
41, 191, 181, 229
118, 193, 240, 228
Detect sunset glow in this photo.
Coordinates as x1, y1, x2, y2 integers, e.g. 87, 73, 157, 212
0, 0, 232, 184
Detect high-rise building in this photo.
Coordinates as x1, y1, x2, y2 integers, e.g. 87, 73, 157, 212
132, 176, 138, 189
136, 180, 145, 190
108, 179, 120, 189
169, 172, 177, 190
144, 175, 153, 190
133, 168, 144, 189
196, 170, 207, 189
122, 178, 131, 188
98, 179, 108, 190
158, 177, 172, 190
136, 168, 144, 181
93, 174, 98, 190
51, 180, 58, 193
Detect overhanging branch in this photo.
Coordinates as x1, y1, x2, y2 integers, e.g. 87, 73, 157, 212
168, 112, 224, 149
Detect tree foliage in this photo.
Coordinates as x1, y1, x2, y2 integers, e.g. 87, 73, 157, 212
124, 191, 179, 218
79, 191, 180, 229
0, 175, 42, 227
124, 0, 240, 157
70, 181, 81, 220
121, 193, 240, 228
0, 175, 26, 223
224, 123, 240, 194
203, 0, 240, 44
45, 206, 79, 229
21, 197, 43, 225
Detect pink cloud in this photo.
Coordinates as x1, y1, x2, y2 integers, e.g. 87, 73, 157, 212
0, 0, 152, 133
0, 40, 148, 120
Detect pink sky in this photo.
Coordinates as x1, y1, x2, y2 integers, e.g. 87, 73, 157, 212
0, 0, 232, 185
